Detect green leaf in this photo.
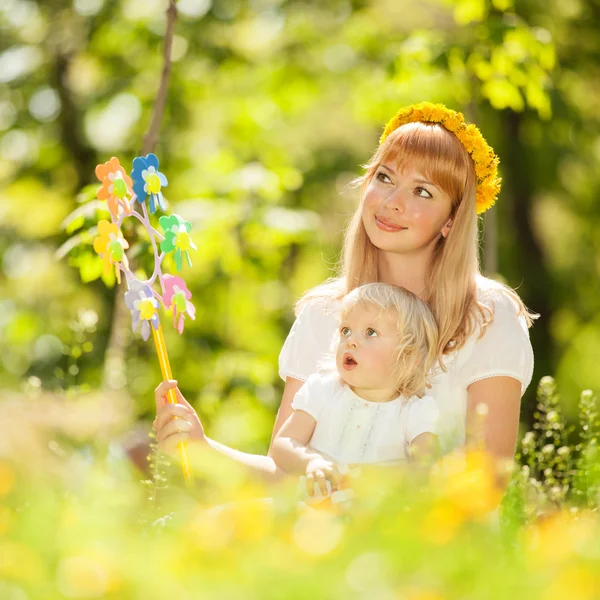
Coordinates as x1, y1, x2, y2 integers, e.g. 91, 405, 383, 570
80, 254, 105, 283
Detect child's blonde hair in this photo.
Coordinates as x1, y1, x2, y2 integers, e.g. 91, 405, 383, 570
335, 283, 438, 398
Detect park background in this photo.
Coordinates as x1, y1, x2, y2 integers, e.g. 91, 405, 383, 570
1, 1, 600, 598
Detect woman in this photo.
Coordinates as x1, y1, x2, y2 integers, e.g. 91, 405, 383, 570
153, 102, 535, 490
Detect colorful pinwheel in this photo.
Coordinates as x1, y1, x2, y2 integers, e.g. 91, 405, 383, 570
163, 275, 196, 334
131, 153, 168, 214
87, 153, 196, 481
95, 157, 133, 217
159, 214, 197, 271
93, 220, 129, 283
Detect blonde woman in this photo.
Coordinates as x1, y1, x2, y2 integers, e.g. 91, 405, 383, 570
153, 102, 535, 491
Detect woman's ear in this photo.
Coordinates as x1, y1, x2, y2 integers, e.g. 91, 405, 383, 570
441, 218, 453, 239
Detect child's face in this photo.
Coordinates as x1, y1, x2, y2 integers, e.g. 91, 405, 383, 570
335, 303, 400, 394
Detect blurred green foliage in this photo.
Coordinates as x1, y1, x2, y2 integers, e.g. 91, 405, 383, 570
1, 0, 599, 455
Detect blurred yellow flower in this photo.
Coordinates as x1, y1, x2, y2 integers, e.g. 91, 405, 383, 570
0, 505, 13, 536
0, 462, 15, 497
0, 540, 45, 582
292, 508, 345, 557
544, 564, 598, 600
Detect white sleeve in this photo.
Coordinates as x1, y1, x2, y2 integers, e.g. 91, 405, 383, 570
406, 395, 439, 444
290, 374, 326, 421
278, 301, 339, 382
460, 292, 534, 395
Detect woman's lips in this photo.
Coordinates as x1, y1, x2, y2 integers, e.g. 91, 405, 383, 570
375, 216, 406, 232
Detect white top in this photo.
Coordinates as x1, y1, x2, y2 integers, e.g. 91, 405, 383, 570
279, 278, 534, 454
292, 371, 438, 467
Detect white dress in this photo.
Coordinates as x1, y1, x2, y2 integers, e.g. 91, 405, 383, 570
278, 278, 534, 454
292, 371, 439, 468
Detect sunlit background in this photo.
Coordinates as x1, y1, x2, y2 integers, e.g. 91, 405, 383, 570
2, 1, 600, 598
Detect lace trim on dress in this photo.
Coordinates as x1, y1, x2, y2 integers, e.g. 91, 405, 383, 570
281, 371, 308, 382
465, 372, 526, 390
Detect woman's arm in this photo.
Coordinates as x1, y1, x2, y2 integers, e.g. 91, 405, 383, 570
268, 377, 305, 454
154, 376, 306, 483
466, 376, 522, 490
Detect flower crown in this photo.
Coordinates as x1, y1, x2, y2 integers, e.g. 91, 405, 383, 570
379, 102, 501, 214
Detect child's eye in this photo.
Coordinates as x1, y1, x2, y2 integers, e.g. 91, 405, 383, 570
376, 171, 392, 184
340, 326, 350, 336
415, 187, 432, 199
366, 328, 378, 337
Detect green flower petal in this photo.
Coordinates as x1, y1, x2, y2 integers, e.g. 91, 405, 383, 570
160, 237, 176, 252
159, 214, 178, 233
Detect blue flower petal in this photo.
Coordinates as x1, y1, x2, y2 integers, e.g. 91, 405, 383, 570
132, 179, 147, 202
131, 155, 148, 178
158, 172, 168, 187
156, 192, 166, 212
146, 153, 159, 170
141, 320, 150, 341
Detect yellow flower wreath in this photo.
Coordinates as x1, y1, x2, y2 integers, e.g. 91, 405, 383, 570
379, 102, 501, 214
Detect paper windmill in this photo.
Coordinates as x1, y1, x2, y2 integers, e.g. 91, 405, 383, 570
159, 214, 197, 271
124, 280, 160, 341
131, 153, 168, 214
93, 220, 129, 284
163, 275, 196, 334
95, 157, 133, 217
88, 153, 197, 481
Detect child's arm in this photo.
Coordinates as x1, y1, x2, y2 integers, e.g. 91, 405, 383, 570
409, 432, 439, 467
271, 411, 343, 496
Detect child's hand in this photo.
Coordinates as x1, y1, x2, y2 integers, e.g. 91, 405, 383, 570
153, 380, 206, 456
305, 457, 343, 497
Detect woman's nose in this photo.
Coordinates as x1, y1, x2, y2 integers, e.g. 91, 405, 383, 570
383, 188, 407, 213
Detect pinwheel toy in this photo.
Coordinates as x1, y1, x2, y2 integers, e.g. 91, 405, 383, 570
93, 154, 196, 481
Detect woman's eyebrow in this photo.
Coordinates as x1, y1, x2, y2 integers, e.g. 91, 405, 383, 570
414, 177, 439, 190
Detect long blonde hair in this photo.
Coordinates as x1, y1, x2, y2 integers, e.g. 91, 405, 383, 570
340, 283, 439, 398
297, 120, 536, 360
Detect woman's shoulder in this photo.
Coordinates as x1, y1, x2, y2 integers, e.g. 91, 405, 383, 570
475, 275, 534, 328
294, 277, 345, 318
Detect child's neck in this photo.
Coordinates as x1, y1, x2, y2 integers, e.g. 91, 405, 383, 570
349, 385, 400, 403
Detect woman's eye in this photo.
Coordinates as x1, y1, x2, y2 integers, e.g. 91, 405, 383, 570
340, 327, 350, 335
415, 187, 432, 199
366, 328, 378, 337
376, 171, 392, 184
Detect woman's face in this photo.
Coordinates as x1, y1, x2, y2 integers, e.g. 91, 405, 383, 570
361, 162, 454, 256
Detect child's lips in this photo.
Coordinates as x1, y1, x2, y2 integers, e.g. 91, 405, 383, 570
343, 352, 358, 370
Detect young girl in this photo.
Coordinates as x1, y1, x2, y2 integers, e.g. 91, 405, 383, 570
153, 102, 535, 491
271, 282, 439, 499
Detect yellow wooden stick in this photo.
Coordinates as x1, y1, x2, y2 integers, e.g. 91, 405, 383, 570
151, 322, 193, 482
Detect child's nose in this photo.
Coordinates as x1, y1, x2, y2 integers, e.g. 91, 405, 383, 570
346, 337, 358, 349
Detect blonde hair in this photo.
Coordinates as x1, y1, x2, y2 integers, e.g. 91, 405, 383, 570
340, 283, 438, 398
297, 120, 536, 360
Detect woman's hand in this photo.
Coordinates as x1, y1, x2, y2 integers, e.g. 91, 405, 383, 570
305, 456, 343, 497
153, 380, 206, 456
